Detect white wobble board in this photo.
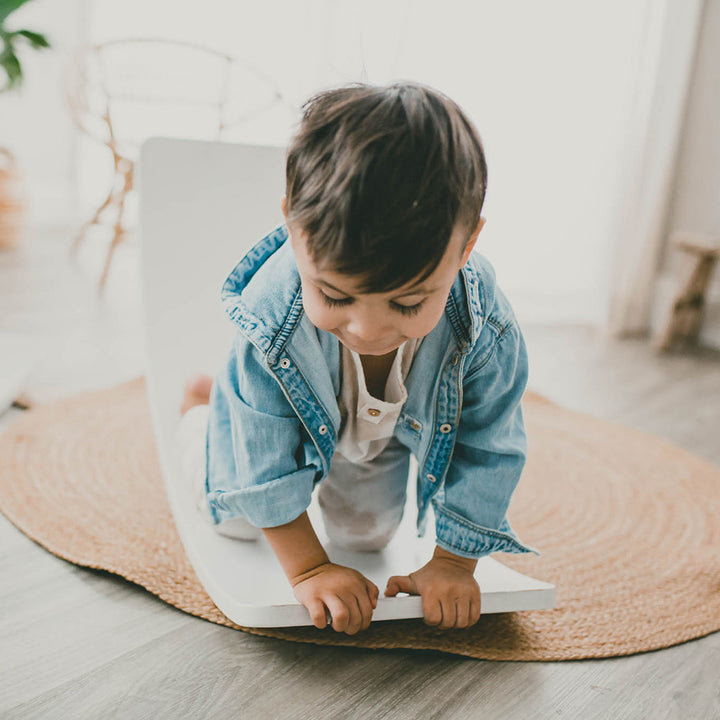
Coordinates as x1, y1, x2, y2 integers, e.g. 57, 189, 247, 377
138, 136, 555, 628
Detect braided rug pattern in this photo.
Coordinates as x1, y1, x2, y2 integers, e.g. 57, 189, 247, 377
0, 378, 718, 660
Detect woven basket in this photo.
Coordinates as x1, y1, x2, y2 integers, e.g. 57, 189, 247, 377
0, 146, 27, 250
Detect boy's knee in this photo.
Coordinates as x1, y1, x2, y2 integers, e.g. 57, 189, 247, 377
317, 477, 405, 551
326, 525, 396, 552
320, 505, 403, 552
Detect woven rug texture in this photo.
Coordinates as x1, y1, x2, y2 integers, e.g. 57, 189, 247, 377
0, 377, 719, 661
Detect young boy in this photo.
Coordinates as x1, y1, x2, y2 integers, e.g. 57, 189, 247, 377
178, 81, 539, 636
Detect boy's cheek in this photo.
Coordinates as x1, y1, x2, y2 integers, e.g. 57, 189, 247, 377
302, 298, 336, 333
411, 303, 448, 338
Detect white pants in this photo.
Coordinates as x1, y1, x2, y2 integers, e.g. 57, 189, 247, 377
175, 404, 411, 551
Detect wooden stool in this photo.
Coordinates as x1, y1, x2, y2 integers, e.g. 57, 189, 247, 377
655, 232, 720, 351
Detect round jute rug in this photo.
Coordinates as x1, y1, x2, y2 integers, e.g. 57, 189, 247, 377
0, 377, 719, 661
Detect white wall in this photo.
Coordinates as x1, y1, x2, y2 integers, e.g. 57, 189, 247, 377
0, 0, 86, 230
3, 0, 667, 329
651, 0, 720, 349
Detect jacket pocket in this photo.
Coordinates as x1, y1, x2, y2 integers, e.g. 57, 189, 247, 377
397, 411, 423, 440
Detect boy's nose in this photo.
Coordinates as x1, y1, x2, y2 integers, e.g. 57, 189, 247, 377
345, 315, 391, 346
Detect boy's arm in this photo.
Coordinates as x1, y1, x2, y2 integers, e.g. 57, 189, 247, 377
385, 317, 536, 629
208, 333, 318, 529
211, 334, 378, 633
433, 319, 540, 559
262, 512, 379, 634
261, 511, 330, 580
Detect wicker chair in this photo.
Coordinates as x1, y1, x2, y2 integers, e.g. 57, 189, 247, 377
64, 37, 294, 289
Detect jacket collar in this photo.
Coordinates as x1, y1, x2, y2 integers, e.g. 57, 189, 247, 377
221, 224, 484, 360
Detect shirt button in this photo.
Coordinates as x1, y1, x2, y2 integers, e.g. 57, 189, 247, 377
279, 358, 291, 369
318, 424, 328, 435
367, 408, 381, 417
440, 423, 452, 434
427, 473, 437, 483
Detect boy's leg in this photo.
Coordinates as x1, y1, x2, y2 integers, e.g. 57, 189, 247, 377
176, 379, 260, 541
175, 403, 214, 515
318, 437, 410, 552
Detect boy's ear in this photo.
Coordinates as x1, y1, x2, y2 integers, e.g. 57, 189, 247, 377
281, 195, 288, 220
460, 216, 486, 266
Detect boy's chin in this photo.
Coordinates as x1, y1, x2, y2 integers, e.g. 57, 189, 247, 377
338, 336, 403, 356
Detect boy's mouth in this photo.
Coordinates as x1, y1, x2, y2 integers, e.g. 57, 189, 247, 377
340, 335, 402, 356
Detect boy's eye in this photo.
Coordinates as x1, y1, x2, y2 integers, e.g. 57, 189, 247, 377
319, 289, 424, 316
391, 301, 424, 316
319, 290, 352, 308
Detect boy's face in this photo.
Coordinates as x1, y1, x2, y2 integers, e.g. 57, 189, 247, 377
282, 198, 485, 357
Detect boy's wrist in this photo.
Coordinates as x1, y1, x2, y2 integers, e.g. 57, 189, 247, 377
261, 511, 331, 583
284, 546, 332, 585
432, 545, 478, 573
288, 558, 332, 587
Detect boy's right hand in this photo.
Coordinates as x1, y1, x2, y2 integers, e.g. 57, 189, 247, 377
291, 562, 378, 634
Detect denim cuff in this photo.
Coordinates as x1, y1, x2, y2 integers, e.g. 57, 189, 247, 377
206, 466, 316, 528
432, 501, 541, 560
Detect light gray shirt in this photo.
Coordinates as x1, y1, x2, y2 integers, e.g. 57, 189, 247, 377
335, 337, 422, 464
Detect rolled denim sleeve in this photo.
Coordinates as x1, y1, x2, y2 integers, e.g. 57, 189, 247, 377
205, 333, 317, 528
433, 320, 541, 559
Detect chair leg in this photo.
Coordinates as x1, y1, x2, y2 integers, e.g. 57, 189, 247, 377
71, 178, 118, 257
98, 163, 134, 292
682, 255, 717, 341
656, 253, 718, 351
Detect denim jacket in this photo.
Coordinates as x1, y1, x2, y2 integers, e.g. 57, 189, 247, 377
205, 224, 540, 560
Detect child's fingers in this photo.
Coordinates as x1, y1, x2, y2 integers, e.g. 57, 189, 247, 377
455, 597, 471, 628
422, 595, 443, 626
469, 594, 482, 626
305, 598, 330, 629
324, 595, 352, 634
343, 595, 366, 635
438, 596, 457, 629
355, 591, 374, 631
365, 578, 379, 608
384, 574, 417, 597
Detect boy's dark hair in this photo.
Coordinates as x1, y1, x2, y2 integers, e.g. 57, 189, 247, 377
285, 81, 488, 293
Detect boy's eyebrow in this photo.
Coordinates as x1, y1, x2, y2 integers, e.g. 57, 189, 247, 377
314, 277, 439, 298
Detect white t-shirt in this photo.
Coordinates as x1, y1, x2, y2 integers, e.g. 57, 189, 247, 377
335, 337, 422, 464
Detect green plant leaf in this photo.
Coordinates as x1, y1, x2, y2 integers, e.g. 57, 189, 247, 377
0, 48, 22, 91
15, 29, 50, 48
0, 0, 34, 25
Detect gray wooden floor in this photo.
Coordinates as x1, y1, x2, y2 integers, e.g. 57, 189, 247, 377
2, 229, 719, 720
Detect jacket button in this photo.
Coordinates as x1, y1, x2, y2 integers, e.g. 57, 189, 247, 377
318, 424, 328, 435
426, 473, 437, 483
280, 358, 291, 369
440, 423, 452, 434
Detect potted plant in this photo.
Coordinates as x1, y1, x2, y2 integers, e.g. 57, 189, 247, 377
0, 0, 51, 249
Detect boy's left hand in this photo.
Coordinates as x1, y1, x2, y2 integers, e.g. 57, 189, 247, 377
384, 547, 481, 629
